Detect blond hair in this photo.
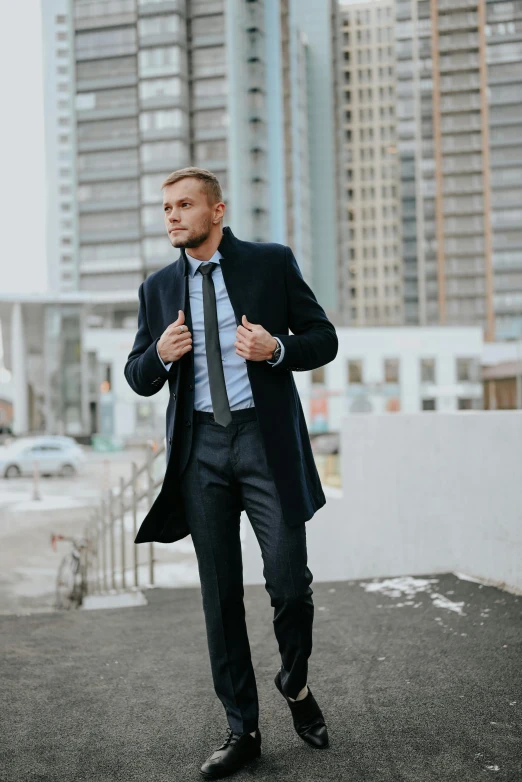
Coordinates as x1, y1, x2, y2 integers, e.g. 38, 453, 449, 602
160, 167, 223, 206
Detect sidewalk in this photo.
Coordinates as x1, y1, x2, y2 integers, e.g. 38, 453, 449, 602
1, 573, 521, 781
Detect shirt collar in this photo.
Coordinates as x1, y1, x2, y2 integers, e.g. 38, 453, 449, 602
185, 248, 223, 278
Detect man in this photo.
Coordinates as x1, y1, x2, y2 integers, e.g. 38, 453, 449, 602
124, 167, 338, 779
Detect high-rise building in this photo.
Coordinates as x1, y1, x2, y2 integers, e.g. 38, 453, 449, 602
290, 0, 346, 320
41, 0, 78, 292
40, 0, 345, 318
484, 0, 522, 340
395, 0, 522, 341
339, 0, 404, 327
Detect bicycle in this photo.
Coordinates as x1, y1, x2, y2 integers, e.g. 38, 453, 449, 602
51, 533, 94, 609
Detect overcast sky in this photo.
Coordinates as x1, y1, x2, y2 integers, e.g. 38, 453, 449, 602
0, 1, 47, 294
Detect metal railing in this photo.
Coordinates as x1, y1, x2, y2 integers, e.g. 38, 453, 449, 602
83, 442, 166, 597
81, 442, 342, 599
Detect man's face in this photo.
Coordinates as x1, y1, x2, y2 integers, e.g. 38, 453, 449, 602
163, 178, 222, 249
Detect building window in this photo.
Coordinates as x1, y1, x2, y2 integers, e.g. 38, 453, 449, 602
75, 27, 137, 61
139, 77, 182, 101
139, 109, 184, 132
384, 358, 399, 383
456, 357, 477, 383
140, 139, 188, 166
312, 367, 325, 384
347, 360, 363, 384
138, 46, 181, 78
458, 398, 473, 410
138, 15, 181, 38
420, 358, 436, 383
422, 398, 436, 411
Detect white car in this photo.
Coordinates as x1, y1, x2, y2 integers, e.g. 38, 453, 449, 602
0, 437, 86, 478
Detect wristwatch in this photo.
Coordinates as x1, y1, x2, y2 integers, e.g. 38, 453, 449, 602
270, 339, 282, 362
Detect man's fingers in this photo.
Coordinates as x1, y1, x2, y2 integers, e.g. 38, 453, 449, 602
167, 322, 191, 337
173, 309, 185, 326
174, 334, 192, 346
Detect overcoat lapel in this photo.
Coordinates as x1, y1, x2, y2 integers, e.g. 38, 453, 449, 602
162, 250, 190, 333
216, 227, 257, 328
166, 227, 252, 331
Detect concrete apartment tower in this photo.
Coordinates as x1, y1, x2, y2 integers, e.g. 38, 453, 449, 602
41, 0, 78, 292
339, 0, 404, 327
39, 0, 344, 321
395, 0, 522, 341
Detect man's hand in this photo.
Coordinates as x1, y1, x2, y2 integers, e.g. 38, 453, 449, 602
235, 315, 277, 361
157, 310, 192, 363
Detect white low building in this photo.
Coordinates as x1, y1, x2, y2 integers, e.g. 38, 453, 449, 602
0, 297, 488, 442
294, 326, 484, 433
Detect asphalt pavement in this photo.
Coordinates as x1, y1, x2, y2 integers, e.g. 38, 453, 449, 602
1, 573, 521, 782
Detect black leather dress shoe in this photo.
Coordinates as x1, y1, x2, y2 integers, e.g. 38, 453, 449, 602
200, 727, 262, 779
274, 670, 329, 749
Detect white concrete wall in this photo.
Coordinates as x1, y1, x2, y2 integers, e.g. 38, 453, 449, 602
84, 328, 169, 441
243, 411, 522, 593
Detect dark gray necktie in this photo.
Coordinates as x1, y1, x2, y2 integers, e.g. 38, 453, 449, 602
197, 262, 232, 427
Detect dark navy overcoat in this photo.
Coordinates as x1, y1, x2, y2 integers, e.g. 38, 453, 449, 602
124, 226, 338, 544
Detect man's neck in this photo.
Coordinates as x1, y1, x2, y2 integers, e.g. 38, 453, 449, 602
183, 229, 223, 262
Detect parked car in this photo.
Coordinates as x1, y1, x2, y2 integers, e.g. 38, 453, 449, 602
0, 437, 86, 478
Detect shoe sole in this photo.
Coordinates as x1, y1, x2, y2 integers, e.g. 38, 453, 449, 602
274, 671, 330, 749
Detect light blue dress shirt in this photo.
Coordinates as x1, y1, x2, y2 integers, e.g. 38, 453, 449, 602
157, 248, 285, 412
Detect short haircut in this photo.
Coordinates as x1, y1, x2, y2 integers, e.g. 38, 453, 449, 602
161, 167, 223, 206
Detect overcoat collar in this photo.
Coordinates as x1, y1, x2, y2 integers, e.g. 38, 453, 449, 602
165, 225, 246, 329
179, 224, 237, 276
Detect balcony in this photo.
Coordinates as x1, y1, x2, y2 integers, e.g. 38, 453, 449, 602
137, 0, 185, 17
74, 0, 136, 31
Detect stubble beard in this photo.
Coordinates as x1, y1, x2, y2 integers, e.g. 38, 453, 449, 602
170, 216, 213, 250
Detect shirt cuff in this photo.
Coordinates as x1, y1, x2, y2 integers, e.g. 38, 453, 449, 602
157, 342, 173, 371
266, 336, 285, 366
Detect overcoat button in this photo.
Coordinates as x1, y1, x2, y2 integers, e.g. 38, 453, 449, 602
185, 420, 191, 428
188, 384, 194, 391
168, 437, 172, 444
172, 392, 176, 399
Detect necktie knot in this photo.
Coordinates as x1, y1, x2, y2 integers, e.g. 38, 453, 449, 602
197, 262, 218, 276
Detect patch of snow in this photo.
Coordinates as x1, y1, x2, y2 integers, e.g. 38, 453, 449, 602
360, 576, 470, 617
0, 490, 35, 506
453, 572, 489, 585
360, 576, 439, 599
11, 568, 57, 597
81, 591, 148, 611
10, 496, 93, 512
431, 593, 466, 615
